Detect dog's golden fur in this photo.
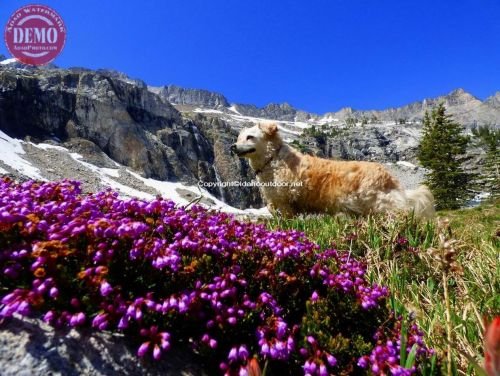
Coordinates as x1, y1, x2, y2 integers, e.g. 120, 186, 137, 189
233, 123, 435, 218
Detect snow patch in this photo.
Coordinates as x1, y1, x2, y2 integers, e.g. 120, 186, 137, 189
466, 191, 491, 207
34, 143, 68, 152
69, 152, 153, 200
0, 131, 44, 180
193, 108, 224, 115
67, 149, 268, 215
318, 115, 340, 123
396, 161, 417, 169
228, 105, 242, 115
0, 58, 17, 65
126, 170, 270, 216
125, 170, 193, 205
147, 86, 162, 95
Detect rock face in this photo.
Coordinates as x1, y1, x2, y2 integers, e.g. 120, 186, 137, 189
303, 125, 422, 163
154, 85, 230, 108
188, 114, 262, 208
232, 102, 299, 121
0, 317, 207, 376
0, 66, 183, 180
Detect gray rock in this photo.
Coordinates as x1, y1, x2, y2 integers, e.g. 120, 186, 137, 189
63, 138, 118, 169
301, 124, 421, 163
0, 317, 207, 376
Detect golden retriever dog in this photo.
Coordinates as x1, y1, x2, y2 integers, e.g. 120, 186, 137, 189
231, 123, 435, 218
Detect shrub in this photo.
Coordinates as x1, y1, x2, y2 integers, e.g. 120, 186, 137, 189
0, 178, 436, 375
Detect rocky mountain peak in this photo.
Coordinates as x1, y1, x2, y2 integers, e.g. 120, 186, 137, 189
156, 85, 230, 108
261, 102, 297, 118
94, 69, 146, 87
229, 101, 299, 121
449, 88, 467, 95
334, 107, 355, 117
264, 102, 294, 110
444, 88, 479, 105
484, 92, 500, 108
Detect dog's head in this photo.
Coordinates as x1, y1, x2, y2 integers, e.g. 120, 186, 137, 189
230, 123, 279, 158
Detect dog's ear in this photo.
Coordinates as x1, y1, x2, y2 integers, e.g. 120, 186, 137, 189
259, 123, 278, 136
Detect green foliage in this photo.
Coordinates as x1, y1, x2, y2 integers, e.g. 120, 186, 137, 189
290, 139, 310, 154
472, 124, 500, 149
370, 115, 380, 124
302, 125, 327, 145
417, 103, 473, 210
301, 123, 345, 147
345, 117, 357, 128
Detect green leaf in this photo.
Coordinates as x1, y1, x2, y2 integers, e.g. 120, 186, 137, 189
400, 318, 408, 365
404, 344, 418, 368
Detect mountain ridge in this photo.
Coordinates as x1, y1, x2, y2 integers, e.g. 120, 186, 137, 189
149, 82, 500, 125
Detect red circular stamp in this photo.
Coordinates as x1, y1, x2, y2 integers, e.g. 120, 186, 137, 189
4, 4, 66, 66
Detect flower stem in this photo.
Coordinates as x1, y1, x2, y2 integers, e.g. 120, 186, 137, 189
442, 272, 453, 376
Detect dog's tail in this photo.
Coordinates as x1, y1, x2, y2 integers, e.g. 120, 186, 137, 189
404, 185, 435, 219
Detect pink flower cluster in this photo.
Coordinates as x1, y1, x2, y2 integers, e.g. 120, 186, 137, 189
357, 313, 435, 375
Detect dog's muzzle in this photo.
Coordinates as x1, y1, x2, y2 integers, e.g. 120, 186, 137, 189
230, 144, 255, 157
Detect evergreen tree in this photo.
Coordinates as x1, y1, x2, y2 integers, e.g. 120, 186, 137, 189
417, 103, 473, 210
471, 125, 500, 200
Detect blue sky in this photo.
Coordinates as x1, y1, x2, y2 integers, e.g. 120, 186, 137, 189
1, 0, 499, 113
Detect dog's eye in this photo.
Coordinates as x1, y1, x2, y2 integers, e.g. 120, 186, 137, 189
246, 135, 255, 141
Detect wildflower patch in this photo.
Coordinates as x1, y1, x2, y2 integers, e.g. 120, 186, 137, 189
0, 178, 436, 374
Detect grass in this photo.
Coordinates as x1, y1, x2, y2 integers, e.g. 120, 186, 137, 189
265, 199, 499, 375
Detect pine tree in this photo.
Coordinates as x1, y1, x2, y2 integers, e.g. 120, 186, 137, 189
471, 125, 500, 200
417, 103, 473, 210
